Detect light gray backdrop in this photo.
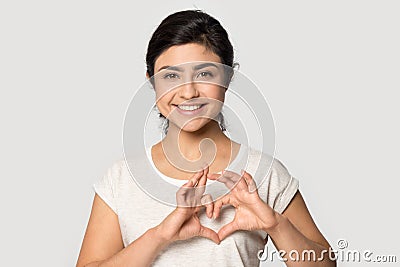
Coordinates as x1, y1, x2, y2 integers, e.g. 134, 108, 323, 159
0, 1, 398, 266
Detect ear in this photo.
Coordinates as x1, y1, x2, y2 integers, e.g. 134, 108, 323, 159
146, 72, 150, 80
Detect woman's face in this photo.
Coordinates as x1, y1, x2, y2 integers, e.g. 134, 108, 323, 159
150, 43, 227, 133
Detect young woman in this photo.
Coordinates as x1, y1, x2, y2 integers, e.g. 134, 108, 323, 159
77, 10, 336, 267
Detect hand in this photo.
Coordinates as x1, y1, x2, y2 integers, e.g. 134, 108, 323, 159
208, 170, 280, 241
155, 165, 220, 245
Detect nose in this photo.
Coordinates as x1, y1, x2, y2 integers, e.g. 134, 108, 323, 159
178, 81, 199, 99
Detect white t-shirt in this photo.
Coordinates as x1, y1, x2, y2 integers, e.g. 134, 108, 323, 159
93, 145, 299, 267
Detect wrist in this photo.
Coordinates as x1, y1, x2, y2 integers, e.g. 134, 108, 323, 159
150, 225, 173, 248
262, 212, 286, 234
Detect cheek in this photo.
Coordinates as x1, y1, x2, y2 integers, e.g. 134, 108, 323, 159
154, 94, 167, 114
209, 90, 225, 105
199, 85, 226, 102
154, 87, 163, 101
155, 91, 176, 118
155, 89, 173, 105
218, 89, 226, 102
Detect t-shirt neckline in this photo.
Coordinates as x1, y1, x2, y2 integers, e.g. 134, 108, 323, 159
145, 143, 245, 186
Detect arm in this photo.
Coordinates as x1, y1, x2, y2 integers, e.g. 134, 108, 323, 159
266, 191, 336, 266
76, 194, 169, 267
77, 167, 218, 267
209, 170, 336, 267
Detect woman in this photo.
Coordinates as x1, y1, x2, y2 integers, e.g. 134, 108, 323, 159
77, 10, 336, 267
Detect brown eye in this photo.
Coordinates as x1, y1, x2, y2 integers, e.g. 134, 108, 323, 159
164, 73, 179, 79
197, 71, 212, 78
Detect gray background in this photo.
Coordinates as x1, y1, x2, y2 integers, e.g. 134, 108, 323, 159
0, 1, 399, 266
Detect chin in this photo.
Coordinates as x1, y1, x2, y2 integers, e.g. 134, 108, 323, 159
177, 118, 211, 133
180, 123, 204, 133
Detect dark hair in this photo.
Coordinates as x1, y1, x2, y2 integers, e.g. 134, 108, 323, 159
146, 10, 235, 133
146, 9, 234, 77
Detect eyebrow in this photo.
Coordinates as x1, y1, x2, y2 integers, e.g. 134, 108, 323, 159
157, 65, 184, 72
157, 62, 219, 72
193, 62, 219, 70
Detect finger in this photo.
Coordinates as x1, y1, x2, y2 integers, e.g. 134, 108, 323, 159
200, 194, 213, 218
191, 165, 209, 201
241, 170, 257, 193
218, 221, 238, 241
207, 172, 235, 190
190, 168, 207, 207
176, 178, 198, 207
194, 205, 202, 213
212, 194, 231, 219
202, 163, 210, 179
223, 170, 247, 191
197, 164, 209, 190
199, 226, 220, 244
176, 179, 193, 197
190, 169, 204, 187
207, 173, 219, 180
184, 179, 194, 187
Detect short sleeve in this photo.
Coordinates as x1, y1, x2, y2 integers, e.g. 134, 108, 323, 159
265, 157, 299, 214
92, 161, 122, 214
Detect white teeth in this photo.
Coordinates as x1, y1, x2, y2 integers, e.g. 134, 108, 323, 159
178, 105, 202, 111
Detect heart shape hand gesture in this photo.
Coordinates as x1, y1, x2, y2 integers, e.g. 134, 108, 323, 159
156, 167, 279, 245
208, 170, 279, 241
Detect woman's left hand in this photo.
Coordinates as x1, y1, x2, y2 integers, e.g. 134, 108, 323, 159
207, 170, 280, 241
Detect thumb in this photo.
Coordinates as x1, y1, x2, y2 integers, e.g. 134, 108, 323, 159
207, 173, 221, 180
199, 226, 221, 245
218, 221, 237, 241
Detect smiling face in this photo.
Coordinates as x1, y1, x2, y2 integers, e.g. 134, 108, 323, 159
150, 43, 227, 132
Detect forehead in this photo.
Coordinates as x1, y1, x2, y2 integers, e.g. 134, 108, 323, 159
154, 43, 221, 73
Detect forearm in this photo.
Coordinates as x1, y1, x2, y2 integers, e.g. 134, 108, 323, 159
266, 214, 336, 267
85, 227, 169, 267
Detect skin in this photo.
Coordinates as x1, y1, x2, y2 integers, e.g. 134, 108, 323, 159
150, 43, 241, 178
76, 43, 336, 267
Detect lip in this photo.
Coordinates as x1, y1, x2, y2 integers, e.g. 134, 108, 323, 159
173, 103, 207, 116
177, 102, 205, 106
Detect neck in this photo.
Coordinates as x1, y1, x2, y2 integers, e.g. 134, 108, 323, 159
162, 120, 230, 160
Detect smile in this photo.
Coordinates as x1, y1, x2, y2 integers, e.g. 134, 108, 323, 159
178, 104, 203, 111
174, 103, 207, 115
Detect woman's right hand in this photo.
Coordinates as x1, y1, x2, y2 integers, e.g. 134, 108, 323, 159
155, 165, 220, 245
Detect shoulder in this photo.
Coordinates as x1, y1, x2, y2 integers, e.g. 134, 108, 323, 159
106, 158, 126, 178
245, 146, 291, 180
97, 158, 133, 189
